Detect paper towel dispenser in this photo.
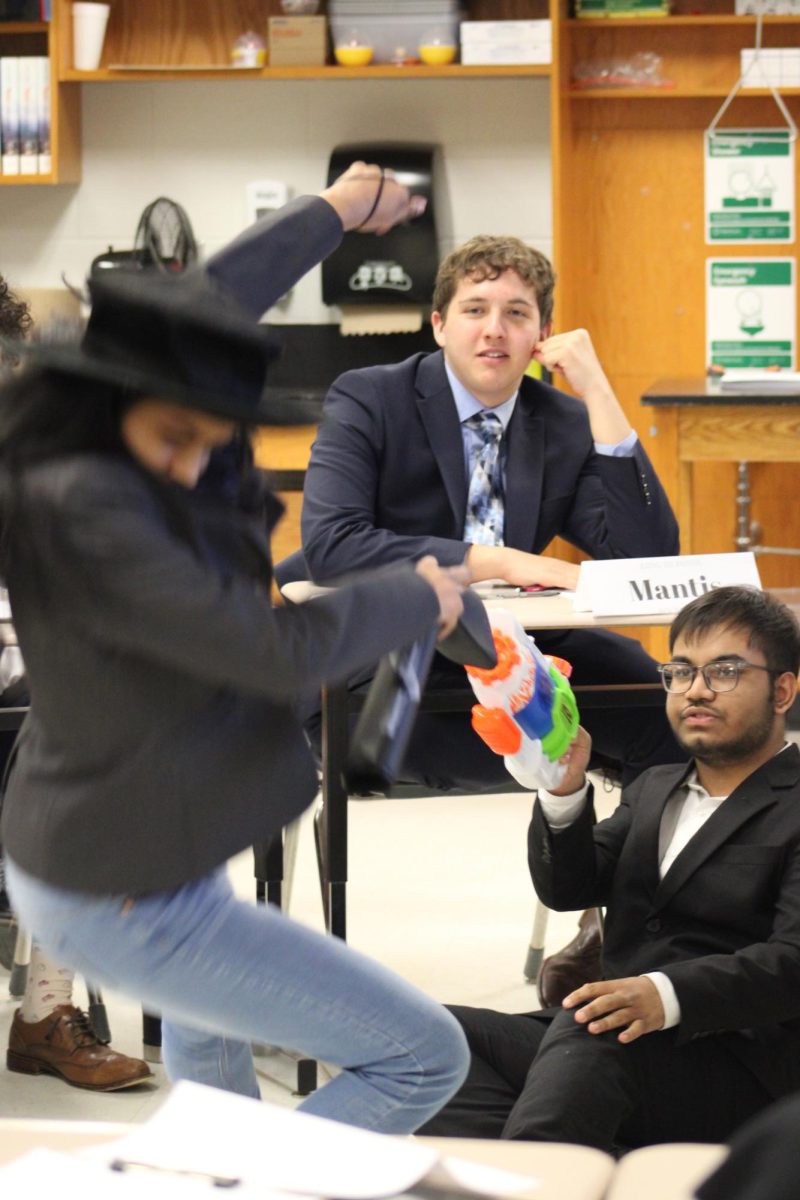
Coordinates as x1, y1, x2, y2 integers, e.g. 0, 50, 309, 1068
323, 143, 438, 310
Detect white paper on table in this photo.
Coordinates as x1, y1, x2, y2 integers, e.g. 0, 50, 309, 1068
0, 1148, 220, 1199
87, 1081, 541, 1198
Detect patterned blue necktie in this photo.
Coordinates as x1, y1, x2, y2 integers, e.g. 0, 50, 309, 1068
463, 411, 505, 546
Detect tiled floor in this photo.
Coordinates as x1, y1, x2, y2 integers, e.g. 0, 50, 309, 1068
0, 780, 621, 1122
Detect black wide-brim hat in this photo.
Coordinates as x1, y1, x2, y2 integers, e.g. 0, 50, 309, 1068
4, 270, 312, 426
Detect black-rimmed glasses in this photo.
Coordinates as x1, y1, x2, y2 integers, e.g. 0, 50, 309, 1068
658, 660, 777, 694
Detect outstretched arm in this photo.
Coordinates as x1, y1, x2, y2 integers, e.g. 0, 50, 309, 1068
206, 161, 426, 318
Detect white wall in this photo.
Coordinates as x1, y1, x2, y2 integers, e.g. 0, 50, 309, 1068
0, 75, 551, 323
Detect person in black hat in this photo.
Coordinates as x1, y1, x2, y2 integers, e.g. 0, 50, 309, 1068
0, 272, 155, 1092
0, 169, 473, 1128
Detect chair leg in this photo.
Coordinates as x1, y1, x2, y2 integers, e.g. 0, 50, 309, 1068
9, 926, 31, 999
282, 819, 301, 913
252, 821, 317, 1093
86, 986, 111, 1044
142, 1011, 162, 1063
523, 897, 550, 982
253, 834, 284, 908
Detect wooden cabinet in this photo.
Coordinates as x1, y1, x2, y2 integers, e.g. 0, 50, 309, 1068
53, 0, 552, 80
0, 3, 79, 184
552, 0, 800, 590
563, 8, 800, 99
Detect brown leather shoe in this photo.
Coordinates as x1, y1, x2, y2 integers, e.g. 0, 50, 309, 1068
536, 907, 604, 1008
7, 1004, 153, 1091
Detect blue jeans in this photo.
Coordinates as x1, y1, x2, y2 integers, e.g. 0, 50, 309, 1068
6, 860, 468, 1133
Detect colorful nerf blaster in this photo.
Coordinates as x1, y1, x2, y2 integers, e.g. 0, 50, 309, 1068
465, 608, 579, 791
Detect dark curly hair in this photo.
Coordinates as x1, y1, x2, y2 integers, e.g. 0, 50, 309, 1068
669, 585, 800, 677
0, 275, 32, 364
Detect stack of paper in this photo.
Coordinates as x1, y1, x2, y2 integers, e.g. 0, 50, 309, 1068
0, 1081, 544, 1199
719, 368, 800, 394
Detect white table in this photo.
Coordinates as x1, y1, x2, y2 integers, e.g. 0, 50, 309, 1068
0, 1118, 729, 1200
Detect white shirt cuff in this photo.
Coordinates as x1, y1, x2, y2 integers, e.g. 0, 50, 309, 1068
594, 430, 638, 457
644, 971, 681, 1029
537, 779, 590, 830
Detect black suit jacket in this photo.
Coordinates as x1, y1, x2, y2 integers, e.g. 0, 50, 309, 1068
529, 746, 800, 1100
302, 350, 678, 581
696, 1090, 800, 1200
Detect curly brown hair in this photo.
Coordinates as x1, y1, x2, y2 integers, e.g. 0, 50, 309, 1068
432, 236, 556, 326
0, 275, 32, 362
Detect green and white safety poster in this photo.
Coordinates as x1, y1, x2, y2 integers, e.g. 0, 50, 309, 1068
705, 129, 794, 244
706, 258, 795, 369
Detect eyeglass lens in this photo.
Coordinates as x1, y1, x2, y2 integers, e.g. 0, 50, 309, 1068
660, 662, 743, 693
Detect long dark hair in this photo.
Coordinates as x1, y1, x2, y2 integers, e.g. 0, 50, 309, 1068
0, 362, 266, 546
0, 365, 128, 471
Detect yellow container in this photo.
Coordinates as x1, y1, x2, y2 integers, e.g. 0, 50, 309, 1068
419, 42, 457, 65
334, 44, 374, 66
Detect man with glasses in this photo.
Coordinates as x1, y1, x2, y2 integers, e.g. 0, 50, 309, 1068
421, 584, 800, 1152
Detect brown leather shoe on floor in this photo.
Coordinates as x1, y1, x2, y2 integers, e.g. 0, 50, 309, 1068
536, 907, 604, 1008
7, 1004, 154, 1091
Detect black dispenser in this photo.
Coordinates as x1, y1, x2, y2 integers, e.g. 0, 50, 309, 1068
322, 142, 438, 309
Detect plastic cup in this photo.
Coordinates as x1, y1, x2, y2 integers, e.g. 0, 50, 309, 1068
72, 2, 110, 72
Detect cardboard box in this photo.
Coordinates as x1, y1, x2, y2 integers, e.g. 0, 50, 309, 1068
268, 16, 327, 67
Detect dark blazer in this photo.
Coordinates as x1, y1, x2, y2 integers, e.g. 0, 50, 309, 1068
529, 746, 800, 1101
301, 350, 679, 582
0, 197, 442, 896
696, 1091, 800, 1200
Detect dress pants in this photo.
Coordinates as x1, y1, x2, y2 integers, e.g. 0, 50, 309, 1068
419, 1004, 772, 1154
305, 627, 686, 794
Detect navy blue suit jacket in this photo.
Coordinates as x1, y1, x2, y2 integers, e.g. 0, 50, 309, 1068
302, 349, 678, 582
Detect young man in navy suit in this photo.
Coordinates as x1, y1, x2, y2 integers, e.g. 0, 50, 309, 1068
300, 235, 684, 791
420, 586, 800, 1153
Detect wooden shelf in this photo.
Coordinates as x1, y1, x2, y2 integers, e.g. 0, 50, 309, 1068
61, 62, 551, 82
567, 85, 800, 97
0, 20, 48, 33
0, 172, 58, 184
568, 13, 800, 24
0, 9, 80, 187
561, 12, 800, 100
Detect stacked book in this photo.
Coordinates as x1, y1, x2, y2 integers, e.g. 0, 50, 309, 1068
719, 369, 800, 394
575, 0, 668, 15
1, 56, 50, 176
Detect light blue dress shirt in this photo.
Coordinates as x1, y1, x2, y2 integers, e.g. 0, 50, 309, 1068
443, 360, 638, 481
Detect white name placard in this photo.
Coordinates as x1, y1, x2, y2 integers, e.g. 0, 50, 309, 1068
573, 553, 762, 617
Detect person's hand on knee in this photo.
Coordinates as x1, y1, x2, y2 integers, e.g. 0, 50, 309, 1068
562, 975, 665, 1043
